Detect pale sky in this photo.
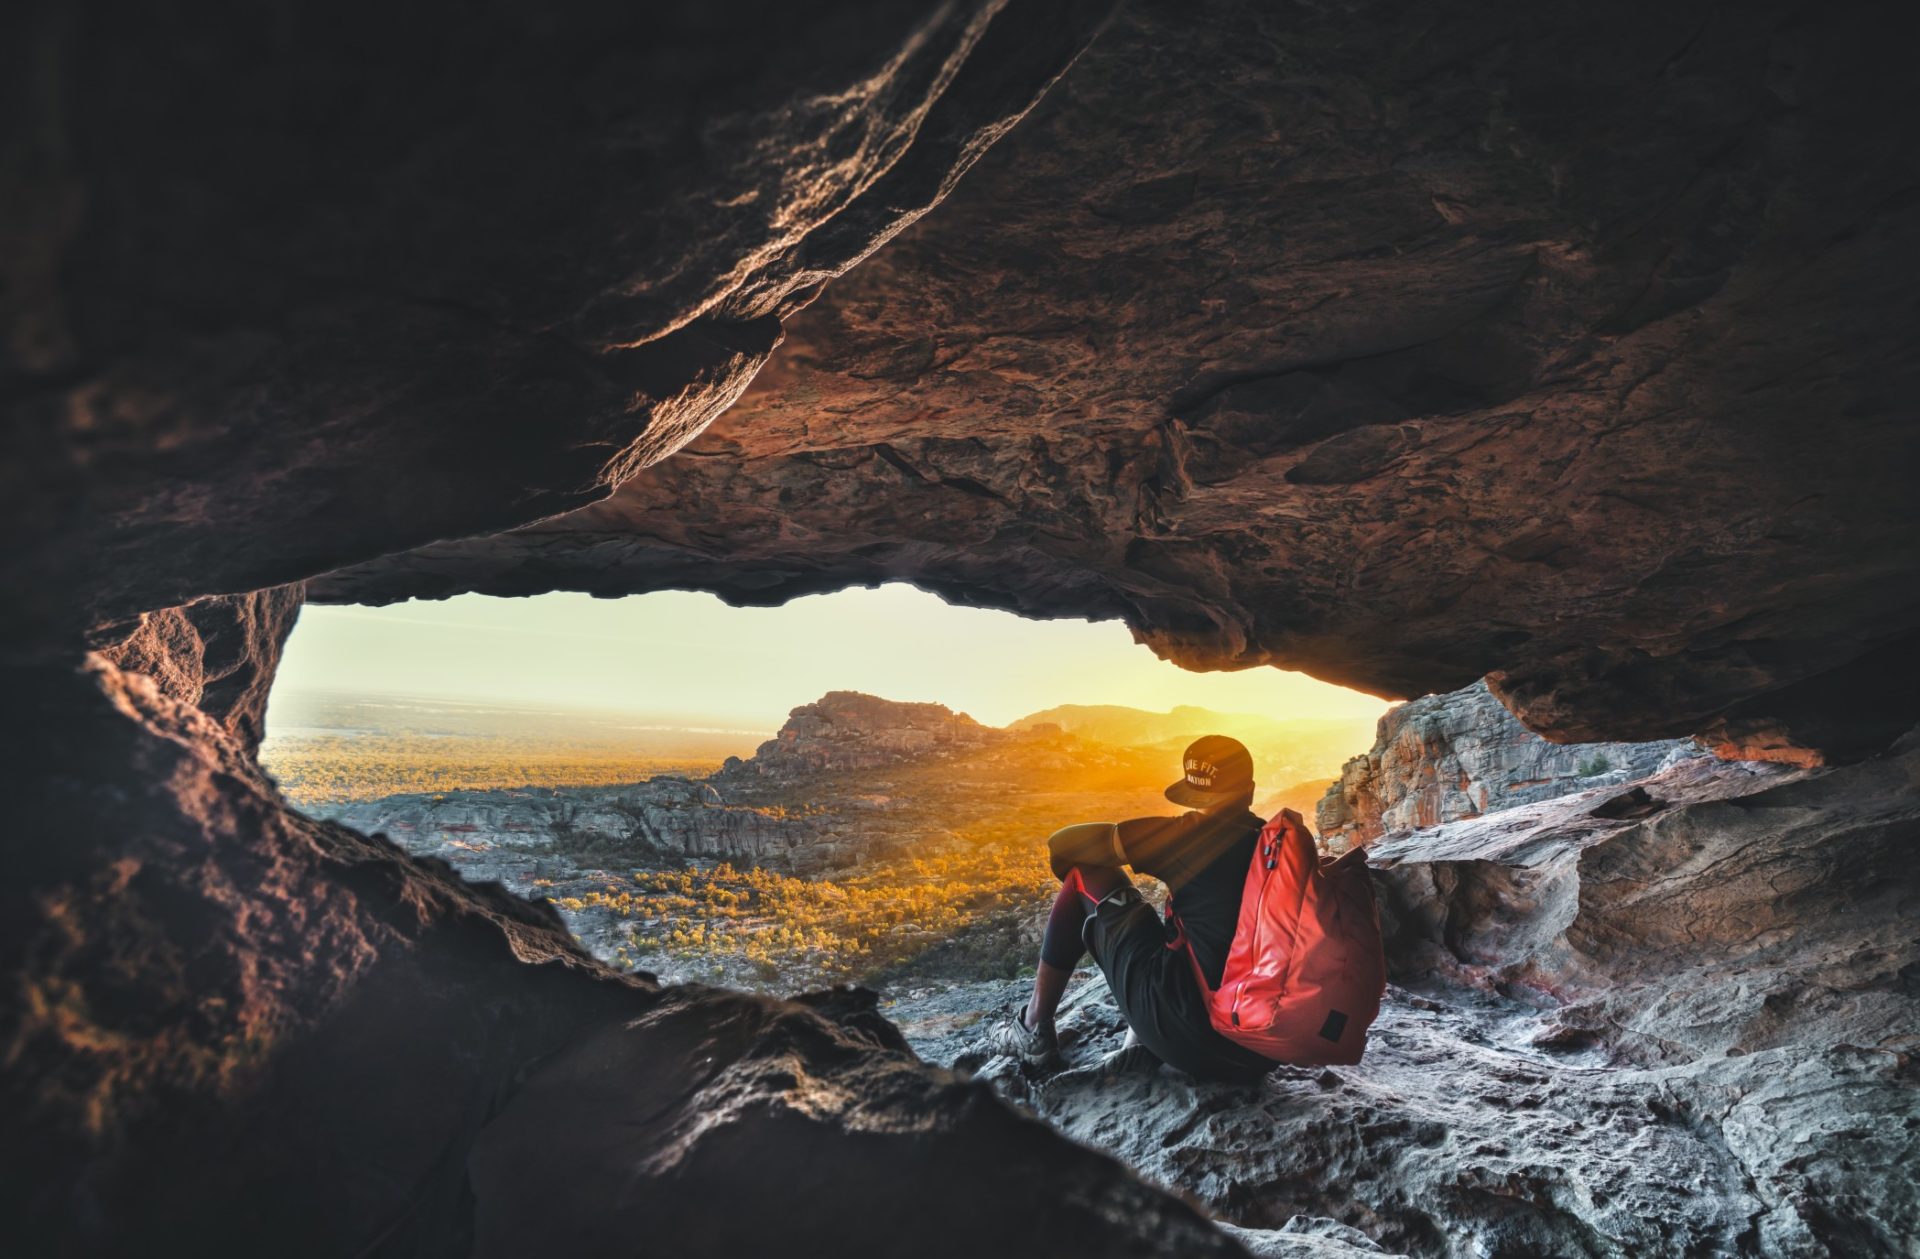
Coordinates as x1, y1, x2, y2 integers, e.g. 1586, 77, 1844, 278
273, 585, 1391, 729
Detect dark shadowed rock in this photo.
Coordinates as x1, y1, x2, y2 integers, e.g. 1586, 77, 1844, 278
467, 985, 1246, 1259
2, 0, 1115, 653
314, 0, 1920, 761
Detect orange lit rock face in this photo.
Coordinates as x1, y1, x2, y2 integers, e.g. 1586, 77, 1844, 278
725, 690, 1008, 778
5, 1, 1918, 1255
315, 0, 1920, 761
2, 0, 1112, 655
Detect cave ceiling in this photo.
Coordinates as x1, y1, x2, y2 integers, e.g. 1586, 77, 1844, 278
9, 0, 1918, 753
311, 0, 1920, 756
2, 0, 1112, 651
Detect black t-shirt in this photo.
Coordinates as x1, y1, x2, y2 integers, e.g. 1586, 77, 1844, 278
1117, 808, 1262, 988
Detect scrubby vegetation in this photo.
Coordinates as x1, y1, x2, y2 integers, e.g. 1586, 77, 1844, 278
259, 688, 756, 803
539, 746, 1181, 988
554, 816, 1068, 983
561, 846, 1053, 980
264, 732, 724, 804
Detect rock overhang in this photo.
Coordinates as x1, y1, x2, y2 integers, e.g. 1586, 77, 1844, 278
6, 0, 1920, 1253
304, 0, 1920, 763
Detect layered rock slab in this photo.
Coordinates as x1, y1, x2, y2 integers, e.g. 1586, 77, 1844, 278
1316, 680, 1702, 852
315, 0, 1920, 758
319, 777, 843, 880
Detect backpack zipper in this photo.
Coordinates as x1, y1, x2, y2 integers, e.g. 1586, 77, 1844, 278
1230, 832, 1280, 1028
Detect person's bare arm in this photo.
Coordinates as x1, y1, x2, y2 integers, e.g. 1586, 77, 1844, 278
1046, 821, 1123, 880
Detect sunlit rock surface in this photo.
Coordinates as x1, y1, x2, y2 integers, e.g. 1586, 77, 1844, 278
1315, 680, 1703, 851
720, 689, 1008, 779
902, 741, 1919, 1257
317, 777, 843, 879
314, 0, 1920, 761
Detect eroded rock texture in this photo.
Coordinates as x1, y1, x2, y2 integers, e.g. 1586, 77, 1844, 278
721, 688, 1008, 778
929, 742, 1918, 1257
316, 0, 1920, 760
1314, 680, 1701, 851
3, 646, 1249, 1257
2, 0, 1113, 653
5, 0, 1917, 1253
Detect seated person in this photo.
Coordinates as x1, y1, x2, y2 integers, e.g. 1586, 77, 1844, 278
985, 735, 1282, 1082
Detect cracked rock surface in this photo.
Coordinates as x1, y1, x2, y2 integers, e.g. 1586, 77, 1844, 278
895, 740, 1919, 1258
3, 0, 1112, 651
316, 0, 1920, 760
1314, 680, 1703, 852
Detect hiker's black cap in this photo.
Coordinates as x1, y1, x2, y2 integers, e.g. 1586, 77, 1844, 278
1165, 735, 1254, 808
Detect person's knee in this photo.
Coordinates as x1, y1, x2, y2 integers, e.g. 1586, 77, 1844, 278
1064, 863, 1133, 905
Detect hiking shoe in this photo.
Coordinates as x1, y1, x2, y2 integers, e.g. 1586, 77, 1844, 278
983, 1011, 1061, 1068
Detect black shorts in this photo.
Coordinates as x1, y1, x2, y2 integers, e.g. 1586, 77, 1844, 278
1082, 887, 1274, 1083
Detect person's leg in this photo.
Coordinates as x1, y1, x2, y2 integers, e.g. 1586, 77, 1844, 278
986, 865, 1134, 1066
1025, 865, 1132, 1033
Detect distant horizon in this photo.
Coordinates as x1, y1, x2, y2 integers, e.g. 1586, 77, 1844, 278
269, 586, 1395, 733
267, 680, 1385, 728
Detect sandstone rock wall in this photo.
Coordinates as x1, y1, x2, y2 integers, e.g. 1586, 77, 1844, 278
96, 586, 306, 752
312, 0, 1920, 763
318, 776, 861, 878
1315, 680, 1700, 851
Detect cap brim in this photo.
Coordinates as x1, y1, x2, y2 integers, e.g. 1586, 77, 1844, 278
1164, 778, 1237, 808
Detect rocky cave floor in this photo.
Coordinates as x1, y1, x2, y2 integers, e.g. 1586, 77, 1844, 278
889, 977, 1755, 1258
307, 707, 1920, 1256
879, 744, 1920, 1259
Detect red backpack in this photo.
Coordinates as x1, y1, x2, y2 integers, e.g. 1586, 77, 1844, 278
1181, 809, 1386, 1066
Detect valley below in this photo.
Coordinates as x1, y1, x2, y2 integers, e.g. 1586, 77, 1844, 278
274, 690, 1356, 992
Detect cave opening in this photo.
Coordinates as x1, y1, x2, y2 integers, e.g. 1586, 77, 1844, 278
260, 583, 1389, 993
11, 0, 1918, 1249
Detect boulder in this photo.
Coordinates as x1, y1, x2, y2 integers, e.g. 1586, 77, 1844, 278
1315, 680, 1702, 851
